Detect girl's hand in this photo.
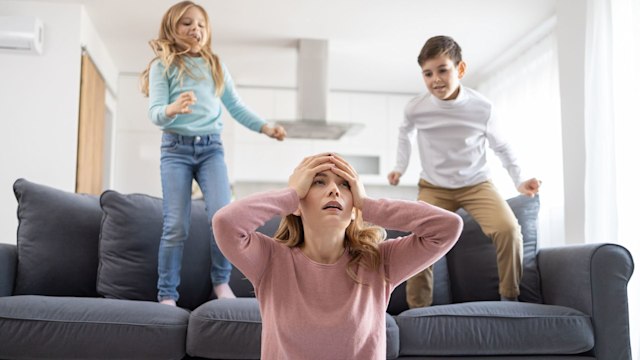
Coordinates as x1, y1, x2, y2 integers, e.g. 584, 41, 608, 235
329, 154, 367, 209
288, 154, 334, 199
261, 124, 287, 141
517, 178, 542, 197
166, 91, 197, 117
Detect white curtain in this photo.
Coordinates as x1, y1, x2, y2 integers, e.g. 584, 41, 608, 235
476, 32, 564, 249
586, 0, 639, 357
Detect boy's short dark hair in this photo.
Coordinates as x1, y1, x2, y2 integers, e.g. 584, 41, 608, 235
417, 35, 463, 66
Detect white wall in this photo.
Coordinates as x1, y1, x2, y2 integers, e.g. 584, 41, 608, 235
0, 1, 117, 245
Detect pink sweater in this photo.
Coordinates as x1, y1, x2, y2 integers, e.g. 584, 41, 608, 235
213, 188, 462, 360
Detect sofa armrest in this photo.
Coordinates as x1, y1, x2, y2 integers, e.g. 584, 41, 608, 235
537, 243, 634, 360
0, 243, 17, 296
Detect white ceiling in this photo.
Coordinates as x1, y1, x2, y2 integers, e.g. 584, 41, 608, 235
39, 0, 558, 93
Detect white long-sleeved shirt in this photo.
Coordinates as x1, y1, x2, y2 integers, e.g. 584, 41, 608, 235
393, 85, 524, 189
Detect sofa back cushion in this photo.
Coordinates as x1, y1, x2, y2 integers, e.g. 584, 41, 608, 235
97, 191, 213, 310
13, 178, 102, 297
447, 194, 542, 303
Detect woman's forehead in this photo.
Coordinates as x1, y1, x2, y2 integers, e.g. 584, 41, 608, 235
314, 171, 344, 181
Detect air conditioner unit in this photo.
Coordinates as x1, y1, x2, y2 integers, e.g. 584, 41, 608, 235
0, 16, 44, 55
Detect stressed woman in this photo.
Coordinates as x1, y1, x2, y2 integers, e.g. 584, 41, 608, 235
213, 153, 462, 360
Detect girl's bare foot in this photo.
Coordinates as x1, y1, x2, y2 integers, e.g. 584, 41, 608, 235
160, 299, 177, 306
214, 283, 236, 299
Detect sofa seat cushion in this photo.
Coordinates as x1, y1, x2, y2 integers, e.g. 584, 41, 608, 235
187, 298, 401, 359
0, 295, 189, 360
395, 301, 593, 356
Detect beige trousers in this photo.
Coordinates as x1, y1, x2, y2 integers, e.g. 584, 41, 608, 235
406, 180, 523, 308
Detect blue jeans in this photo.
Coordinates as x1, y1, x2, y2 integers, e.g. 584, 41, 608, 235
157, 132, 232, 302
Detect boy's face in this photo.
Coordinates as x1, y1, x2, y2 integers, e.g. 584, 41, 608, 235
421, 54, 467, 101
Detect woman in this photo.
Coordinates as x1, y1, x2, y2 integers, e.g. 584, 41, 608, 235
213, 153, 462, 359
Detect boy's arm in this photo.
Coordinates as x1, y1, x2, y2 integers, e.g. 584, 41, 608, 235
213, 188, 299, 286
389, 110, 416, 184
363, 198, 463, 287
486, 112, 525, 188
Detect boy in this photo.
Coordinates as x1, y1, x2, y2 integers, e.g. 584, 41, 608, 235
388, 35, 541, 308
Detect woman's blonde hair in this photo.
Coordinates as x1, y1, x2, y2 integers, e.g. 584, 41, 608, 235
273, 209, 386, 284
140, 1, 224, 97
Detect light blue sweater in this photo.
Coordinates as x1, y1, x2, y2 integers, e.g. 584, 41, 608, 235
148, 56, 266, 136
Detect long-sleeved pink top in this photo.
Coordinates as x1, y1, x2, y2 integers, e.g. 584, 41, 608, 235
213, 188, 463, 360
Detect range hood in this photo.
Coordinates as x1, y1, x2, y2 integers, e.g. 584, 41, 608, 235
275, 39, 363, 140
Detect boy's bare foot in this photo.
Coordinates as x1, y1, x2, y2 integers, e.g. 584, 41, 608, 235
214, 283, 236, 299
159, 299, 177, 306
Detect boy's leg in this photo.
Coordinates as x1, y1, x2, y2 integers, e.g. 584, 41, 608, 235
457, 181, 523, 299
406, 179, 459, 308
195, 134, 233, 290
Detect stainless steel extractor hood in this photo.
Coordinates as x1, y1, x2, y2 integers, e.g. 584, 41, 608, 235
275, 39, 363, 140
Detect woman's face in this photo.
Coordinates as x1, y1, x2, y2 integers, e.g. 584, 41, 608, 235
298, 170, 354, 230
176, 6, 207, 54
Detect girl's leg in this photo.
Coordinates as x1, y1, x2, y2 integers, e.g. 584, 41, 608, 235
157, 133, 194, 303
194, 134, 233, 298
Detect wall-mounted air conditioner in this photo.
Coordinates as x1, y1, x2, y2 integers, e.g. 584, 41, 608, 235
0, 16, 44, 55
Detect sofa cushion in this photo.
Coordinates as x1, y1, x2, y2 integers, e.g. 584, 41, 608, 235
12, 178, 102, 297
97, 190, 213, 310
395, 301, 594, 356
447, 194, 542, 303
187, 298, 401, 359
0, 295, 188, 360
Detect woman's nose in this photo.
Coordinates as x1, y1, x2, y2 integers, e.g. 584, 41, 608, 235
328, 184, 340, 197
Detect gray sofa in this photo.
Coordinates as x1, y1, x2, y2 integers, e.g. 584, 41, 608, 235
0, 178, 634, 359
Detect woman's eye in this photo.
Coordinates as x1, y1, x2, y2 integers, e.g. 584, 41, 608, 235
341, 182, 351, 189
313, 180, 324, 185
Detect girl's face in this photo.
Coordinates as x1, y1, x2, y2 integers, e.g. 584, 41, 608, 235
177, 6, 207, 54
298, 170, 354, 230
421, 54, 466, 100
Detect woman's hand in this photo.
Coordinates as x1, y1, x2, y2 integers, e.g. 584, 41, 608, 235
288, 154, 334, 199
329, 154, 367, 209
261, 124, 287, 141
166, 91, 196, 117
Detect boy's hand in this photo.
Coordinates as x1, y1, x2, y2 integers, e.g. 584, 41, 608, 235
166, 91, 196, 117
518, 178, 542, 197
261, 124, 287, 141
288, 154, 334, 199
329, 154, 367, 209
387, 171, 402, 186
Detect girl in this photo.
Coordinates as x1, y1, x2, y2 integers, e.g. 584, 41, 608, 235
140, 1, 286, 306
213, 153, 462, 359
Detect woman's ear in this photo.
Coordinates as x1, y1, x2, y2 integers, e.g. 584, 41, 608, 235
293, 207, 301, 216
351, 209, 356, 221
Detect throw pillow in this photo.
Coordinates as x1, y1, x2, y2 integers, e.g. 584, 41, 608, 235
97, 191, 212, 310
13, 178, 102, 297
